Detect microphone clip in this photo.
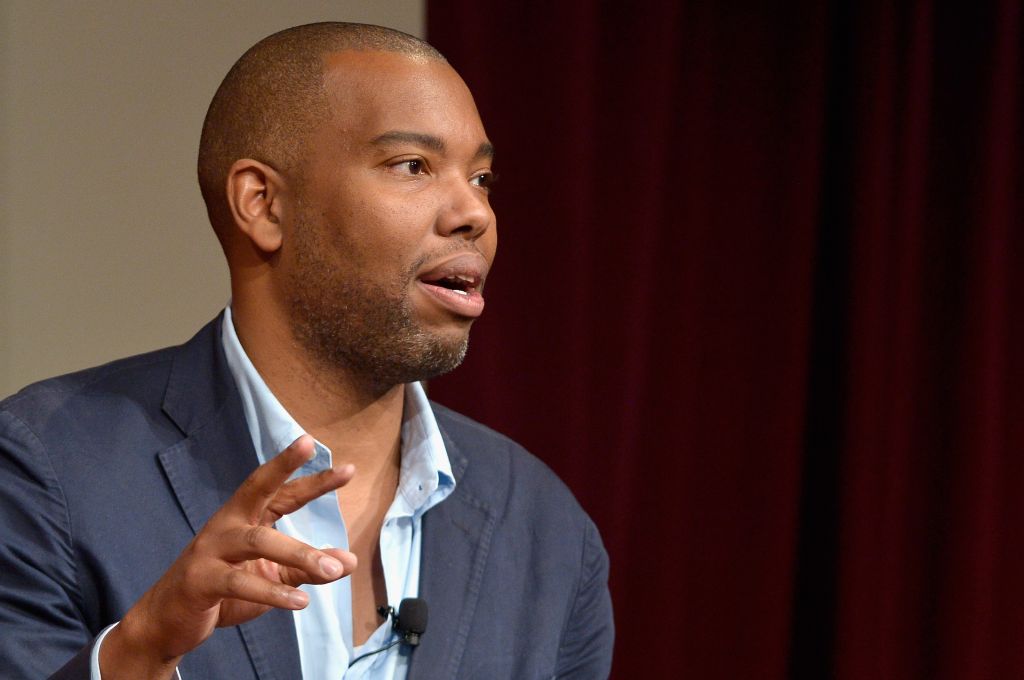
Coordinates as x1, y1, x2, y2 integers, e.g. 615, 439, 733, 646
377, 600, 426, 647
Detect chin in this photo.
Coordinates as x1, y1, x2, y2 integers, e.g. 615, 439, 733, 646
396, 334, 470, 384
428, 318, 474, 338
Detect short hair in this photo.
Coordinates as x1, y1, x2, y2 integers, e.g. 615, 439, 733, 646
197, 22, 445, 232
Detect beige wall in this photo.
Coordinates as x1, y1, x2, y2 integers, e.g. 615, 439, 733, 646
0, 1, 426, 397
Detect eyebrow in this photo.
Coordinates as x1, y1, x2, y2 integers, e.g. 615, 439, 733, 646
370, 130, 495, 161
476, 141, 496, 161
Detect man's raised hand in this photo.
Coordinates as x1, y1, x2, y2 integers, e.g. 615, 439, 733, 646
100, 435, 356, 679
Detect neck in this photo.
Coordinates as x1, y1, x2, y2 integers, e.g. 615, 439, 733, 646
231, 295, 405, 478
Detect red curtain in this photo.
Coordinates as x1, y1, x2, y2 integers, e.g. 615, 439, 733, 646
427, 2, 1023, 678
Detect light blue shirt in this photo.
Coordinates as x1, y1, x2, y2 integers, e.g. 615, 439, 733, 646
90, 308, 455, 679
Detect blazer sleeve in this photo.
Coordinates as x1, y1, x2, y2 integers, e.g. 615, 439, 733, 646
0, 409, 94, 679
554, 516, 615, 679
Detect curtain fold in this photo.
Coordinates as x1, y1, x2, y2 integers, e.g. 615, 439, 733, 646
427, 2, 1023, 677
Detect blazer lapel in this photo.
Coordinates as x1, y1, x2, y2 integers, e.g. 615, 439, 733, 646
156, 317, 302, 680
157, 404, 253, 535
411, 431, 498, 680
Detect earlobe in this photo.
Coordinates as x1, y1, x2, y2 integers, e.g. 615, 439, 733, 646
225, 159, 286, 253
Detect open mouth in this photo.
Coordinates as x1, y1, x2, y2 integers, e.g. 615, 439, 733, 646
421, 273, 480, 296
416, 253, 489, 318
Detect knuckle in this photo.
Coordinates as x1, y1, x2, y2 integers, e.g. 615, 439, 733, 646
243, 525, 266, 550
180, 557, 206, 587
223, 569, 249, 598
296, 546, 317, 570
191, 531, 219, 556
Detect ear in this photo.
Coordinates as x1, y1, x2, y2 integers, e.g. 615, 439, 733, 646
224, 158, 287, 253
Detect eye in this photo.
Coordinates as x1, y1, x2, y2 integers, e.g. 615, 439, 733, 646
470, 171, 497, 191
390, 159, 427, 176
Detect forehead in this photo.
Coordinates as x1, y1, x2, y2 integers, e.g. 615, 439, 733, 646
319, 50, 486, 145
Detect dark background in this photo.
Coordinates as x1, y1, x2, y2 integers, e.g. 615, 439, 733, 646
428, 2, 1023, 678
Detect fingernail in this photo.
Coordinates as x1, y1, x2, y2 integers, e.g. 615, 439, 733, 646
319, 556, 342, 577
288, 590, 308, 608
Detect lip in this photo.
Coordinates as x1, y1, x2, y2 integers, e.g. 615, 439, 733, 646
416, 252, 490, 319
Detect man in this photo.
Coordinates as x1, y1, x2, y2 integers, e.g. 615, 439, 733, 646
0, 22, 613, 680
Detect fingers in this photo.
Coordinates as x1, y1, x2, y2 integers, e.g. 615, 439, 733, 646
201, 562, 310, 611
278, 547, 358, 588
184, 436, 357, 610
227, 436, 357, 526
115, 437, 358, 664
228, 435, 317, 520
216, 524, 355, 584
266, 463, 356, 520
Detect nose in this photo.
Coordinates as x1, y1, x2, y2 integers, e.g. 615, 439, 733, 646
435, 175, 494, 240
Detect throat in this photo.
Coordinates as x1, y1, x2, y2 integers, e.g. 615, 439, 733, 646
337, 455, 399, 647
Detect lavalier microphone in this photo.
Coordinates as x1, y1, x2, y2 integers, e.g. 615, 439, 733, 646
348, 598, 429, 668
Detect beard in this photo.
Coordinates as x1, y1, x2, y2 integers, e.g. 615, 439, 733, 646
283, 213, 469, 393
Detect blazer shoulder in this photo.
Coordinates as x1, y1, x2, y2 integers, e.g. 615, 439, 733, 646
422, 402, 613, 678
429, 401, 589, 521
429, 401, 519, 452
430, 401, 557, 475
1, 346, 178, 426
0, 315, 224, 433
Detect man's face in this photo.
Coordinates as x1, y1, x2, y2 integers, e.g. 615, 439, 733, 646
279, 51, 497, 390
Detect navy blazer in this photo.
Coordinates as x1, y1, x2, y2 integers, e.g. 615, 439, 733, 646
0, 317, 613, 679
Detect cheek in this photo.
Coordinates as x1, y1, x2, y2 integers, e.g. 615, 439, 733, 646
340, 215, 429, 281
367, 198, 437, 253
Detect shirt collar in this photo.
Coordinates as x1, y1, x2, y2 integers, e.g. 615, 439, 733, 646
220, 306, 455, 515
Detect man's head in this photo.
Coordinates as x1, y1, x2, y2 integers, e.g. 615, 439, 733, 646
198, 23, 497, 393
197, 23, 445, 226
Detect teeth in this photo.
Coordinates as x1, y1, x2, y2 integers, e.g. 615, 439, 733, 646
452, 289, 469, 296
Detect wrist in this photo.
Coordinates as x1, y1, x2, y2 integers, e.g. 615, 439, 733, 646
99, 611, 182, 680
